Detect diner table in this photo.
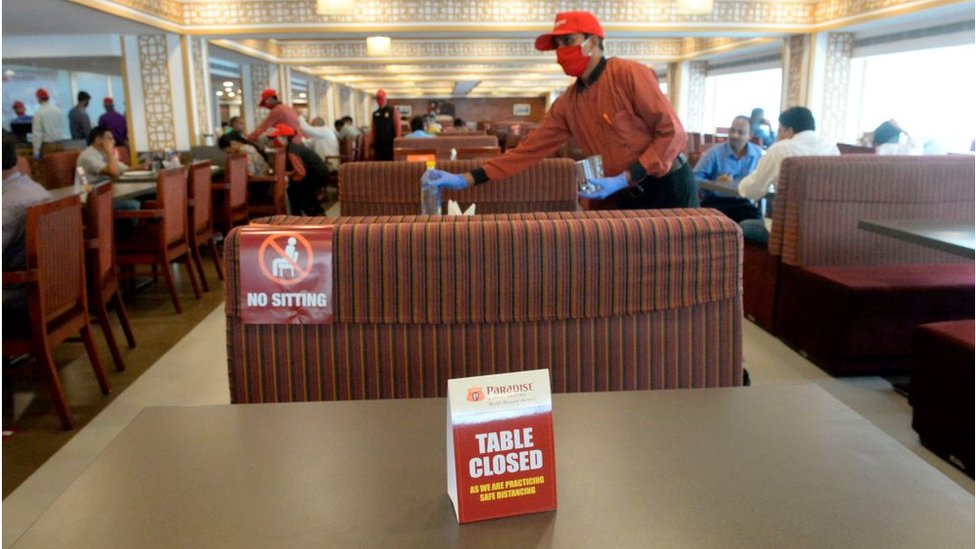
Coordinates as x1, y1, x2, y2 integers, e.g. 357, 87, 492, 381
47, 181, 156, 202
858, 219, 975, 259
699, 179, 775, 219
8, 384, 972, 548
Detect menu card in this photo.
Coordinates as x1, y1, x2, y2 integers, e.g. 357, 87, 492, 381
447, 369, 557, 523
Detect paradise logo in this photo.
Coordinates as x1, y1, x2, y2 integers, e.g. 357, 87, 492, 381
467, 383, 535, 402
467, 387, 486, 402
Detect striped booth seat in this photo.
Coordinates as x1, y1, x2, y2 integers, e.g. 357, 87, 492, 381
745, 155, 974, 376
224, 209, 743, 403
339, 158, 578, 216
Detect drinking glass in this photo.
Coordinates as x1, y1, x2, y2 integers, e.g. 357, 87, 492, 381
575, 155, 603, 193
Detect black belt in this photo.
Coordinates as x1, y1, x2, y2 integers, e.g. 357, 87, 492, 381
625, 153, 688, 198
666, 152, 688, 176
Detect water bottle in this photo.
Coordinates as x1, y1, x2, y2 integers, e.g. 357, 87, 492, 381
450, 147, 457, 160
74, 167, 90, 193
420, 160, 441, 215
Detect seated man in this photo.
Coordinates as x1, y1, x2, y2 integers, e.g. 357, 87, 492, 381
218, 132, 270, 176
693, 115, 763, 223
750, 108, 774, 148
2, 131, 51, 315
873, 119, 922, 155
737, 107, 839, 243
77, 126, 143, 232
77, 125, 128, 182
298, 116, 340, 171
338, 116, 361, 141
406, 116, 434, 138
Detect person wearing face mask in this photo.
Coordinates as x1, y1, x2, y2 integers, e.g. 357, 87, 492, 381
422, 11, 694, 209
370, 89, 401, 160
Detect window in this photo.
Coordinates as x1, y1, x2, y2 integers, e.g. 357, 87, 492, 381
703, 68, 782, 134
846, 43, 976, 152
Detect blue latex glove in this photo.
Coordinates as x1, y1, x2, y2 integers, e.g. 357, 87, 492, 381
578, 172, 628, 200
425, 169, 468, 190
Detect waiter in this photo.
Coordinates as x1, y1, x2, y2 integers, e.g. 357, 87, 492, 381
370, 89, 400, 160
247, 89, 304, 143
425, 11, 695, 209
31, 88, 65, 160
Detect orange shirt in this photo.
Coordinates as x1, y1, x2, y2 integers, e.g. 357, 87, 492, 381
479, 58, 685, 183
247, 104, 305, 142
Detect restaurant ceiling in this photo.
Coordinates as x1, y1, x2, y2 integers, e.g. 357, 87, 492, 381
9, 0, 973, 98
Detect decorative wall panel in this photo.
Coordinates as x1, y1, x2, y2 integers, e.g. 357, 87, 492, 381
686, 61, 707, 132
102, 0, 947, 35
113, 0, 183, 22
249, 63, 272, 121
313, 80, 330, 120
138, 35, 177, 151
819, 33, 853, 141
179, 0, 820, 27
277, 40, 684, 60
784, 34, 809, 108
190, 37, 211, 137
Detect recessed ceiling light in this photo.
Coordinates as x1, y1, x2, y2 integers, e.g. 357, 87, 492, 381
215, 90, 224, 96
299, 92, 307, 98
227, 92, 236, 97
223, 81, 234, 87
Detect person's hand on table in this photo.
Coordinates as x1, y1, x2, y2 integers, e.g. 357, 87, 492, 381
578, 172, 628, 200
425, 169, 469, 190
715, 174, 733, 183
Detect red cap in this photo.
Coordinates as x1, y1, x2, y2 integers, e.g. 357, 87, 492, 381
35, 88, 50, 100
103, 96, 114, 105
12, 101, 24, 110
259, 88, 278, 108
267, 123, 296, 138
534, 11, 605, 51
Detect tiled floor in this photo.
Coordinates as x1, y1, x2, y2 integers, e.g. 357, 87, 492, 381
3, 205, 972, 546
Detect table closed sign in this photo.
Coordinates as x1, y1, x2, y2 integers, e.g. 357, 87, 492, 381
237, 226, 333, 324
447, 369, 557, 523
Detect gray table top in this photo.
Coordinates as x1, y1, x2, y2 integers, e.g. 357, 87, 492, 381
858, 219, 975, 259
699, 179, 741, 196
47, 181, 156, 203
10, 385, 973, 548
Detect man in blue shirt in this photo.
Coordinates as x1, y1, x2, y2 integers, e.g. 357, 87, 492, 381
405, 116, 434, 138
693, 115, 763, 222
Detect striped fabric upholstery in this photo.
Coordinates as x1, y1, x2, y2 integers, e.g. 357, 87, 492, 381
339, 159, 578, 216
768, 156, 974, 266
394, 135, 499, 158
226, 209, 743, 403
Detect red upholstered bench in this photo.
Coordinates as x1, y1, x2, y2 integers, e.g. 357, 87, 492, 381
774, 264, 974, 376
910, 320, 975, 477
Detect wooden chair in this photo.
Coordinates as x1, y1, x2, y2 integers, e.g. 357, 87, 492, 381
187, 161, 224, 290
2, 195, 110, 430
39, 150, 81, 189
394, 148, 438, 161
115, 168, 202, 314
247, 149, 287, 217
354, 133, 366, 161
456, 146, 501, 160
84, 183, 135, 372
212, 154, 249, 236
339, 139, 356, 163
